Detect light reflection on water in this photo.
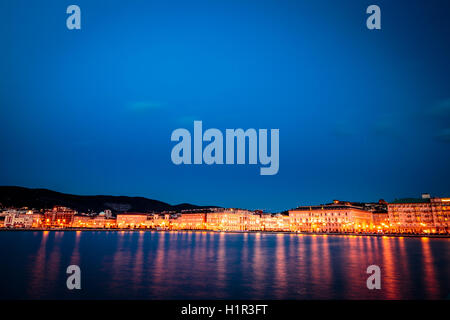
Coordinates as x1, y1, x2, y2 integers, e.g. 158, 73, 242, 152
0, 231, 449, 300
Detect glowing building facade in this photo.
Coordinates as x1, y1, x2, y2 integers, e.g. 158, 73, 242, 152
387, 195, 450, 234
4, 210, 34, 228
43, 206, 76, 228
289, 201, 373, 233
116, 213, 149, 228
206, 209, 254, 231
172, 213, 206, 230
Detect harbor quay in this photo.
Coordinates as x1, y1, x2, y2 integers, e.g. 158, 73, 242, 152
1, 194, 449, 236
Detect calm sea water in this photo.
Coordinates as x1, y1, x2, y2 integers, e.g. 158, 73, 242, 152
0, 231, 449, 300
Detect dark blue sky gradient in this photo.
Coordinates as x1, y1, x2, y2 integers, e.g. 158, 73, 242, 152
1, 0, 449, 211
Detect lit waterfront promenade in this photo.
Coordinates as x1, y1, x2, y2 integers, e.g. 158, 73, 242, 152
1, 194, 449, 236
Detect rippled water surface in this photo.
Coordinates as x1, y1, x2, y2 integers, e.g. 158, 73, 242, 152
0, 231, 449, 299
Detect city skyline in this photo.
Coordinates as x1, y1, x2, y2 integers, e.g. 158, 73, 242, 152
1, 186, 449, 235
0, 184, 448, 213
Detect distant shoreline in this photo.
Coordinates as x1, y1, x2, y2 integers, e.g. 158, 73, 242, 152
1, 228, 449, 238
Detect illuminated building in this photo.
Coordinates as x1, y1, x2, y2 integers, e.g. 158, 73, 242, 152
388, 194, 450, 234
431, 198, 450, 234
261, 214, 290, 231
246, 213, 262, 231
4, 210, 34, 228
72, 215, 92, 228
32, 213, 45, 228
94, 216, 116, 228
73, 215, 117, 228
289, 200, 373, 233
44, 206, 76, 228
149, 213, 171, 229
116, 213, 149, 228
371, 211, 389, 232
206, 209, 253, 231
172, 213, 206, 230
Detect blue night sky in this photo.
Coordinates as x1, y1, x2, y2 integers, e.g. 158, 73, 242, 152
1, 0, 449, 211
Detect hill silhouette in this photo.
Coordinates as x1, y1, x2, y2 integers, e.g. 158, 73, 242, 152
0, 186, 216, 214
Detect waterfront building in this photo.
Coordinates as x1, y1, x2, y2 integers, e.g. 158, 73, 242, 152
387, 194, 450, 234
72, 215, 92, 228
431, 198, 450, 234
44, 206, 76, 228
371, 211, 389, 232
72, 215, 117, 228
289, 200, 373, 233
149, 213, 171, 229
116, 213, 149, 228
93, 216, 116, 228
206, 209, 253, 231
261, 214, 290, 231
172, 213, 206, 230
4, 210, 34, 228
246, 213, 262, 231
32, 213, 45, 228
